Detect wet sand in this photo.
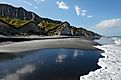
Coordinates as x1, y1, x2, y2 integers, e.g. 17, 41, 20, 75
0, 38, 97, 53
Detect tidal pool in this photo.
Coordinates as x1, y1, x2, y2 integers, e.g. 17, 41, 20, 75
0, 48, 103, 80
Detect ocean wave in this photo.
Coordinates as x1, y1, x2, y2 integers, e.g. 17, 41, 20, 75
112, 36, 121, 44
112, 38, 121, 45
80, 38, 121, 80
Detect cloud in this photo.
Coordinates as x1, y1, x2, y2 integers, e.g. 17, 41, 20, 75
56, 1, 69, 10
41, 0, 45, 2
96, 19, 121, 29
75, 5, 81, 16
74, 6, 93, 18
81, 13, 86, 16
87, 15, 92, 18
23, 0, 32, 6
82, 10, 86, 13
35, 6, 38, 9
74, 6, 87, 16
34, 0, 45, 4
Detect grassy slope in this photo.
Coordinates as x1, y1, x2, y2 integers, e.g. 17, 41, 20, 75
0, 16, 30, 28
0, 16, 100, 37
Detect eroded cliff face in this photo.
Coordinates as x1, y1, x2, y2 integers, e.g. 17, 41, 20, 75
19, 21, 42, 35
56, 22, 72, 36
0, 4, 41, 23
0, 4, 101, 38
0, 4, 31, 19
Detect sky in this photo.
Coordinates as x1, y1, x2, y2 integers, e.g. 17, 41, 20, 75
0, 0, 121, 36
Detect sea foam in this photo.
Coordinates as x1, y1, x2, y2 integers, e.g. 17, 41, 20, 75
114, 39, 121, 45
80, 37, 121, 80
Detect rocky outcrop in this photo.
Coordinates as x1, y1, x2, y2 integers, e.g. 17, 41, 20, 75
60, 27, 72, 36
19, 21, 42, 35
58, 22, 72, 36
46, 21, 72, 36
0, 19, 18, 35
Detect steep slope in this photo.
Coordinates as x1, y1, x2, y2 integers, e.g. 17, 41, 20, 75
0, 19, 18, 35
47, 21, 72, 36
18, 21, 42, 35
0, 19, 42, 36
0, 4, 41, 23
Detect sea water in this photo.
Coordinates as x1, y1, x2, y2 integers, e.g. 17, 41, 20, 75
0, 48, 102, 80
80, 37, 121, 80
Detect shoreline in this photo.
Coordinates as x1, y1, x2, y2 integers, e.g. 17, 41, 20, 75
0, 35, 97, 42
80, 37, 121, 80
0, 38, 98, 53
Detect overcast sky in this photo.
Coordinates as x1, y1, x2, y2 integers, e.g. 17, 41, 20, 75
0, 0, 121, 36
